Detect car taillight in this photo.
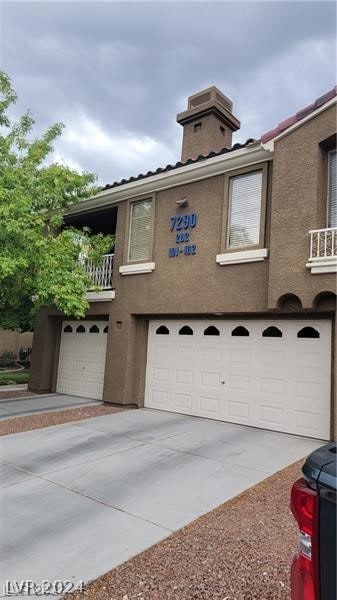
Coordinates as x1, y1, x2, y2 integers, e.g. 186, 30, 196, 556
290, 478, 320, 600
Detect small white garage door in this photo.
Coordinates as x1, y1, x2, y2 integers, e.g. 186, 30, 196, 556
56, 321, 108, 400
145, 320, 331, 439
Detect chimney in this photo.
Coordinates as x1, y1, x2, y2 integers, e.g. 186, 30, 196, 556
177, 86, 240, 161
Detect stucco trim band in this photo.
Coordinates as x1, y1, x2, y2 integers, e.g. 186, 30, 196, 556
306, 258, 337, 274
119, 262, 156, 275
85, 290, 116, 301
216, 248, 268, 266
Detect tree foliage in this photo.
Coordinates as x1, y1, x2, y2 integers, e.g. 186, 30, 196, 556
0, 72, 113, 330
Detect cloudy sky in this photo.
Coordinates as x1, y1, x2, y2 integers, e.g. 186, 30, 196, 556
1, 0, 336, 184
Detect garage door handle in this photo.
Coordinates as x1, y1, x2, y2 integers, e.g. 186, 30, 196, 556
221, 381, 225, 384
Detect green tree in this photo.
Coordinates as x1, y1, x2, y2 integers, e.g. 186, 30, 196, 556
0, 72, 113, 330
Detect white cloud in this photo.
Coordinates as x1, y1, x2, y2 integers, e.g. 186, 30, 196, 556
52, 113, 179, 183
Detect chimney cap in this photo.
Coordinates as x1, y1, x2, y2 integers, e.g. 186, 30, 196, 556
177, 85, 240, 131
188, 86, 233, 112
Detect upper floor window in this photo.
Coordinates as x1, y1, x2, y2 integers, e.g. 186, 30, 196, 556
328, 150, 336, 228
228, 171, 263, 248
128, 199, 152, 261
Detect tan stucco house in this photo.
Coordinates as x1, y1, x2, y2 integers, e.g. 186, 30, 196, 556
29, 85, 337, 441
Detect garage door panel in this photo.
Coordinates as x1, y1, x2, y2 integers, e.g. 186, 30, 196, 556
174, 393, 193, 411
228, 374, 251, 392
175, 369, 193, 385
150, 389, 170, 409
176, 345, 195, 361
201, 347, 222, 362
259, 403, 284, 427
228, 399, 250, 420
151, 344, 171, 362
200, 371, 221, 387
260, 377, 284, 395
152, 367, 170, 383
199, 395, 220, 417
145, 319, 331, 439
57, 321, 107, 401
261, 349, 285, 368
293, 409, 325, 435
230, 348, 252, 367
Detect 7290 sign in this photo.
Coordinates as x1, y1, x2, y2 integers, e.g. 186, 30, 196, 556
169, 213, 198, 231
168, 212, 198, 258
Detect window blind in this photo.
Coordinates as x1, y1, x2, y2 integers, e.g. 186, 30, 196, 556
328, 150, 337, 228
128, 200, 152, 261
228, 171, 263, 248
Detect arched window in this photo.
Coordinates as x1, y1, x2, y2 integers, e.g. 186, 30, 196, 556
179, 325, 193, 335
262, 326, 283, 338
156, 325, 169, 335
103, 325, 109, 333
231, 326, 249, 337
204, 326, 220, 336
297, 326, 320, 339
89, 325, 100, 333
76, 325, 86, 333
63, 325, 73, 333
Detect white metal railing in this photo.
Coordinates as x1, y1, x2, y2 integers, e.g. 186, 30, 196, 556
84, 253, 114, 290
309, 227, 337, 261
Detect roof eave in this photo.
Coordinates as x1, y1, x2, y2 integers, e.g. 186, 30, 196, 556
67, 142, 272, 216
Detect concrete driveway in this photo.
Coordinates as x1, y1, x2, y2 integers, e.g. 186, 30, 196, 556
0, 409, 321, 596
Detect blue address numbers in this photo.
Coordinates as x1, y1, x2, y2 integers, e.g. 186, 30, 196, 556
168, 212, 198, 258
169, 245, 196, 257
169, 212, 198, 231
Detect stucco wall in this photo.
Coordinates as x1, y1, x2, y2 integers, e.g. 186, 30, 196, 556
112, 169, 272, 316
267, 104, 337, 309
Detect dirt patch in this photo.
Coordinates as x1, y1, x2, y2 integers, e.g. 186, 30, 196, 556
0, 404, 133, 436
65, 461, 300, 600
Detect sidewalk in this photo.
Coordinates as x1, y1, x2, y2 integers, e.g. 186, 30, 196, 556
0, 383, 28, 392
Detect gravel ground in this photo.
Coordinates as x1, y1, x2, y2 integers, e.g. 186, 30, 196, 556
0, 404, 133, 436
65, 461, 300, 600
0, 390, 35, 400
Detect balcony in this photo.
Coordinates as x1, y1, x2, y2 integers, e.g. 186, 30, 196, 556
306, 228, 337, 274
84, 253, 115, 301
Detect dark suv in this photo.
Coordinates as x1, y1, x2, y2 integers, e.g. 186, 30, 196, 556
290, 442, 336, 600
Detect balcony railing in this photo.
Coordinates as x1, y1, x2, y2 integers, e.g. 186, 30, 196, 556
84, 253, 114, 290
309, 227, 337, 261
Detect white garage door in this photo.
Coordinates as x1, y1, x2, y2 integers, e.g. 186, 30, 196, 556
57, 321, 108, 400
145, 320, 331, 439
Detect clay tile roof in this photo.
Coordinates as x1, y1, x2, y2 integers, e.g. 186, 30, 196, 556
261, 85, 337, 144
101, 138, 256, 191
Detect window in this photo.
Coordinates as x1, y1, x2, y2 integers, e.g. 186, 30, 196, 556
156, 325, 169, 335
76, 325, 85, 333
297, 326, 320, 339
231, 326, 249, 337
328, 150, 336, 227
103, 325, 109, 333
262, 326, 283, 338
63, 325, 73, 333
204, 326, 220, 336
228, 171, 263, 248
89, 325, 99, 333
179, 325, 193, 335
128, 199, 152, 261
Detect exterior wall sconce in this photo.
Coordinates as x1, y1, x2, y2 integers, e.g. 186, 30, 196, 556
176, 197, 188, 207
